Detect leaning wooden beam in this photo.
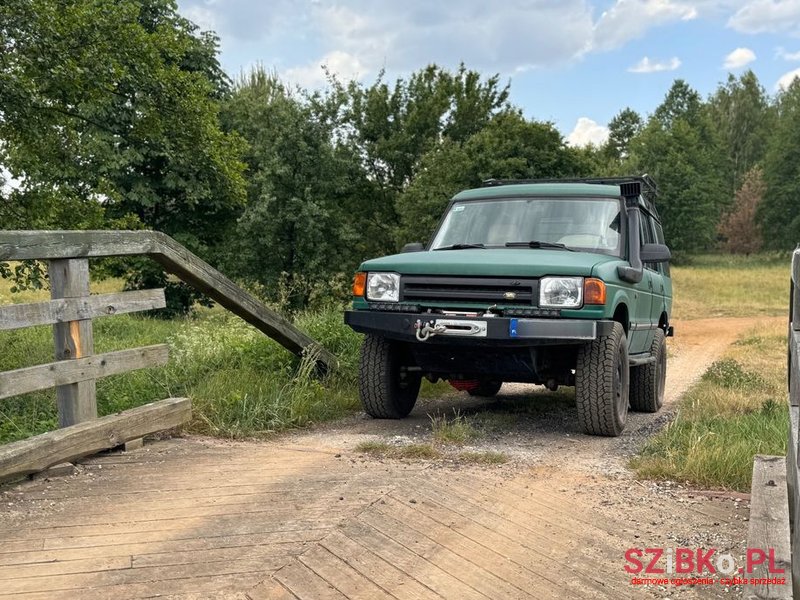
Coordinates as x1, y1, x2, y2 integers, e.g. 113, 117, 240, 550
0, 397, 191, 482
0, 231, 337, 371
743, 455, 793, 600
0, 344, 169, 400
0, 289, 166, 331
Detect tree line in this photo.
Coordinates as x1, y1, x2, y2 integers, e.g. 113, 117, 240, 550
1, 0, 798, 311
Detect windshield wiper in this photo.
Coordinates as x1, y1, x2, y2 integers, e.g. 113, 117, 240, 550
505, 240, 575, 251
434, 243, 485, 251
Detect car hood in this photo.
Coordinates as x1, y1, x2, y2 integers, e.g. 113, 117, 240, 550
359, 249, 620, 278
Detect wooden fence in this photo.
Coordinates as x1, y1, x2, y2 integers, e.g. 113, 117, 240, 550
0, 230, 334, 482
745, 248, 800, 599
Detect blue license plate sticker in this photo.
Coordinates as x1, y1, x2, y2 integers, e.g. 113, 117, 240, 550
509, 318, 518, 338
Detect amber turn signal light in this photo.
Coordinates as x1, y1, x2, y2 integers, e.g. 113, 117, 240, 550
584, 278, 606, 305
352, 272, 367, 297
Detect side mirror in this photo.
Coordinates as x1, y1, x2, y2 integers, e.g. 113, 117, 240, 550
401, 242, 425, 253
640, 243, 671, 263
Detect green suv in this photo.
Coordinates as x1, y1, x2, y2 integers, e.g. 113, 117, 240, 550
345, 177, 672, 436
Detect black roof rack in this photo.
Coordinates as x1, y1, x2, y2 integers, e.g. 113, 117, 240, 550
480, 175, 659, 217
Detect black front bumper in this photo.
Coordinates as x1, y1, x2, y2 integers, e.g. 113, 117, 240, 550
344, 310, 614, 346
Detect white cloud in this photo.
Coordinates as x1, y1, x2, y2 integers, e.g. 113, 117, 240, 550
305, 1, 596, 75
724, 47, 756, 68
179, 0, 298, 40
282, 50, 367, 88
628, 56, 682, 73
777, 67, 800, 90
593, 0, 698, 52
179, 0, 790, 87
567, 117, 610, 147
181, 4, 217, 32
777, 47, 800, 60
728, 0, 800, 34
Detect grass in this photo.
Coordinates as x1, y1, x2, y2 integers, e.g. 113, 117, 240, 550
354, 440, 509, 464
631, 320, 788, 491
0, 275, 365, 442
355, 441, 442, 460
429, 410, 482, 444
671, 253, 790, 320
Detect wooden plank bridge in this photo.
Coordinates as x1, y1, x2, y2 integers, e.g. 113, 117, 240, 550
0, 434, 747, 600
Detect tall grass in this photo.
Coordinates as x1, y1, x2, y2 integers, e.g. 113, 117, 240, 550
671, 253, 790, 320
0, 305, 363, 443
631, 321, 788, 491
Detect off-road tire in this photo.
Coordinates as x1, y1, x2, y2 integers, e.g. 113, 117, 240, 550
575, 321, 629, 437
629, 329, 667, 413
359, 335, 421, 419
468, 380, 503, 397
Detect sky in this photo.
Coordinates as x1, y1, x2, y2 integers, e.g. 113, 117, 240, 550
177, 0, 800, 146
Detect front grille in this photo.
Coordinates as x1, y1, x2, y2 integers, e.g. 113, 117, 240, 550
401, 276, 538, 306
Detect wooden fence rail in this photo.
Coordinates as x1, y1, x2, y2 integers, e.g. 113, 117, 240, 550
0, 230, 335, 482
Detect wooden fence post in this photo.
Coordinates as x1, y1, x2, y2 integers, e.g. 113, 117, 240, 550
48, 258, 96, 426
793, 249, 800, 331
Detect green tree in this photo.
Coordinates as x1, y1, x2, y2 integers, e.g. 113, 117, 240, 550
220, 69, 369, 309
317, 65, 512, 251
397, 111, 590, 243
760, 80, 800, 249
604, 108, 643, 162
708, 71, 773, 193
0, 0, 246, 245
629, 80, 729, 252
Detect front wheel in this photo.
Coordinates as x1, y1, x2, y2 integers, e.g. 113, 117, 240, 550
575, 322, 629, 437
359, 335, 421, 419
629, 329, 667, 413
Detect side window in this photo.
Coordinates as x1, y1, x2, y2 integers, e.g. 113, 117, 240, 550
653, 221, 670, 276
640, 213, 658, 272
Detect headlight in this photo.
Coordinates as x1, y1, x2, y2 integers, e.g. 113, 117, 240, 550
540, 277, 583, 308
366, 273, 400, 302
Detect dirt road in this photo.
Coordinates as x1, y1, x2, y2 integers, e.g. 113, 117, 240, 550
0, 316, 779, 599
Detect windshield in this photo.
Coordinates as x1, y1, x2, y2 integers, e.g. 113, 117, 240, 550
430, 197, 623, 256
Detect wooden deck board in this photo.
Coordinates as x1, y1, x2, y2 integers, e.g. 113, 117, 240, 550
318, 530, 443, 600
0, 436, 741, 599
297, 545, 395, 600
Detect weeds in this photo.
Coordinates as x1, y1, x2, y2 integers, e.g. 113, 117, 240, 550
632, 321, 788, 491
355, 440, 508, 464
355, 441, 442, 460
430, 410, 482, 444
671, 253, 789, 320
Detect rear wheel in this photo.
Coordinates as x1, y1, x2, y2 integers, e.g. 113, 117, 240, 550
468, 380, 503, 397
359, 335, 421, 419
629, 329, 667, 413
575, 322, 629, 437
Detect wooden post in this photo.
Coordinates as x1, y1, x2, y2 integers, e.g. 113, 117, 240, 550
793, 249, 800, 331
48, 258, 96, 427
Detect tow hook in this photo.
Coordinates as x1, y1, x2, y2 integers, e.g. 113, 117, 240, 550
414, 319, 447, 341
